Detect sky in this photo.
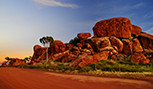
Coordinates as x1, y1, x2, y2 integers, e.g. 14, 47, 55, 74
0, 0, 153, 63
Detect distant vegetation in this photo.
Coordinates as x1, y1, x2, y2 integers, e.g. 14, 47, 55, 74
16, 60, 153, 74
69, 37, 80, 46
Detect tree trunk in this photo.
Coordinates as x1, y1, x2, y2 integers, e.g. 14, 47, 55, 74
46, 47, 48, 63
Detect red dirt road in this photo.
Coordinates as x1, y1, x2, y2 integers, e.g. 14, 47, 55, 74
0, 67, 152, 89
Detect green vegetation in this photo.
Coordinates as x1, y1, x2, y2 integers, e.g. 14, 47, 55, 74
69, 37, 80, 46
15, 60, 153, 80
17, 60, 153, 73
5, 57, 13, 61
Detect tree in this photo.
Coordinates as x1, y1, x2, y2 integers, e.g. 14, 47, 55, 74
69, 37, 80, 46
5, 57, 13, 65
5, 57, 12, 61
24, 56, 32, 63
40, 36, 54, 63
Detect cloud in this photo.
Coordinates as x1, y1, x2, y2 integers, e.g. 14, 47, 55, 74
144, 12, 153, 18
32, 0, 79, 8
146, 27, 153, 32
140, 22, 153, 28
132, 3, 144, 8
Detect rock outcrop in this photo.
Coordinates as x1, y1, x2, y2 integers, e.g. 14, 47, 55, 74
89, 37, 111, 52
110, 36, 123, 52
31, 45, 45, 60
138, 32, 153, 50
122, 39, 132, 55
9, 58, 25, 66
130, 52, 150, 64
1, 62, 7, 67
131, 25, 142, 36
27, 17, 153, 67
131, 38, 143, 52
70, 51, 109, 67
77, 33, 91, 39
93, 17, 132, 38
50, 40, 66, 54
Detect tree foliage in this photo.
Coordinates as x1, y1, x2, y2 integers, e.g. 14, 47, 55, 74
69, 37, 80, 46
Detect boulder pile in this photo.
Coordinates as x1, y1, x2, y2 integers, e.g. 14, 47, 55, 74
29, 17, 153, 67
1, 58, 26, 66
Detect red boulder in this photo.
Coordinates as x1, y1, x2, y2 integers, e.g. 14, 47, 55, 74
110, 36, 123, 52
130, 52, 147, 64
93, 51, 109, 61
77, 33, 91, 39
132, 38, 143, 52
93, 17, 132, 38
50, 40, 66, 54
31, 45, 45, 62
138, 32, 153, 50
132, 25, 142, 36
122, 39, 132, 55
9, 58, 25, 66
89, 37, 111, 52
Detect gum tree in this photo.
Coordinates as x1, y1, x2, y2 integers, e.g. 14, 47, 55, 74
40, 36, 54, 63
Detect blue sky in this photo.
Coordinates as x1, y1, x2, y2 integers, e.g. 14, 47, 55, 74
0, 0, 153, 62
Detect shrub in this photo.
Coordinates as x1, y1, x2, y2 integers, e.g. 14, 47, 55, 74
69, 37, 80, 46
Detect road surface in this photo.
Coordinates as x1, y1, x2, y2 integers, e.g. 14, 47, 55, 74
0, 67, 152, 89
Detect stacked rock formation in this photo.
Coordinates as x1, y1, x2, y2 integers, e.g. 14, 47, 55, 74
30, 17, 153, 67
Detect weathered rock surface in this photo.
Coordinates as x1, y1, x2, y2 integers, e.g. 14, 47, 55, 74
9, 58, 26, 66
138, 32, 153, 50
32, 45, 45, 60
132, 25, 142, 36
65, 43, 74, 50
21, 17, 153, 66
93, 51, 109, 61
50, 40, 66, 54
70, 51, 109, 67
130, 52, 149, 64
150, 57, 153, 63
89, 37, 111, 52
132, 38, 143, 52
1, 62, 7, 67
93, 17, 132, 38
30, 45, 46, 64
77, 33, 91, 39
110, 36, 123, 52
122, 39, 132, 55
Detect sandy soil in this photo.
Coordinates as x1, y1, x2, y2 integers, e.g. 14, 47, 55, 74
0, 67, 152, 89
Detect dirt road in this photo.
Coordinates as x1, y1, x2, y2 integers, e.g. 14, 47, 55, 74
0, 67, 152, 89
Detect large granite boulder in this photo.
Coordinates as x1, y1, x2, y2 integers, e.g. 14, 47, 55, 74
132, 38, 143, 52
9, 58, 25, 66
70, 51, 109, 67
130, 52, 149, 64
50, 40, 66, 54
122, 39, 132, 55
150, 57, 153, 63
65, 43, 74, 50
1, 62, 7, 67
138, 32, 153, 50
132, 25, 142, 36
77, 33, 91, 39
110, 36, 123, 52
31, 45, 46, 62
93, 17, 132, 38
89, 37, 111, 52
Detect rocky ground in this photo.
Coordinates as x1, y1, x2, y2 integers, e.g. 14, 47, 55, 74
0, 67, 152, 89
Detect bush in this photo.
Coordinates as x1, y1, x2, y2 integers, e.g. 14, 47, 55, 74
69, 37, 80, 46
78, 66, 93, 72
